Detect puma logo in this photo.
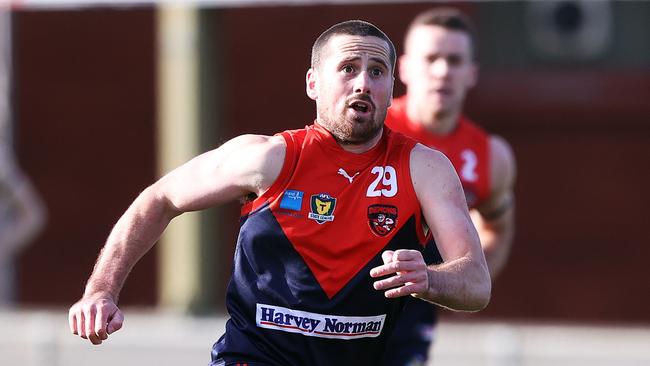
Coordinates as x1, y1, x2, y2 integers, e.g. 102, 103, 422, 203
338, 168, 359, 183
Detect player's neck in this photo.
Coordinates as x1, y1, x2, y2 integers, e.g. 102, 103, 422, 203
336, 127, 384, 154
410, 108, 460, 136
316, 120, 384, 154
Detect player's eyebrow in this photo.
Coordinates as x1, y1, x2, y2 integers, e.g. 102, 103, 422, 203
338, 55, 361, 64
337, 56, 389, 70
369, 57, 389, 69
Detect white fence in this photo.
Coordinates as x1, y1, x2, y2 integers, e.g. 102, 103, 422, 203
1, 309, 649, 366
430, 321, 650, 366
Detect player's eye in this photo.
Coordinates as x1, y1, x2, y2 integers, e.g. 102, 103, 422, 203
448, 55, 462, 66
370, 68, 383, 77
426, 55, 438, 64
342, 65, 355, 73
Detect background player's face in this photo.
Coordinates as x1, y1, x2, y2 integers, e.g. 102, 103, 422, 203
399, 25, 477, 118
307, 34, 394, 145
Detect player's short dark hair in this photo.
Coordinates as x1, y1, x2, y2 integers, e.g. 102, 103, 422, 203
406, 7, 477, 59
311, 20, 396, 71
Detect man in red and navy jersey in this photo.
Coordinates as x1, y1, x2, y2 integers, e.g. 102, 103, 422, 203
383, 8, 517, 366
68, 19, 491, 366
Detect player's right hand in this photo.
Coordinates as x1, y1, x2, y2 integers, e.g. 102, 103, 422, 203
68, 295, 124, 345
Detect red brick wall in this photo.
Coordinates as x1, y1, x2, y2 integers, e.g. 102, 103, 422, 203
13, 8, 158, 306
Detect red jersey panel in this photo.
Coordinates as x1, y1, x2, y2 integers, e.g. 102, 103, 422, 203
385, 96, 491, 208
245, 122, 427, 299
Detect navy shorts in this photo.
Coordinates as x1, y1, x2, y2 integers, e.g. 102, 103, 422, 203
381, 298, 437, 366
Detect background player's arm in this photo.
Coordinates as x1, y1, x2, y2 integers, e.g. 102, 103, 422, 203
371, 144, 491, 311
0, 160, 46, 257
472, 135, 516, 280
68, 134, 286, 345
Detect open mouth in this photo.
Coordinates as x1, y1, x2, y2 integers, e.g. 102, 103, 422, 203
434, 87, 452, 96
349, 101, 372, 113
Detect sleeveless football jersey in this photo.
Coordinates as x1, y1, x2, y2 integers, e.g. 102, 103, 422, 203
211, 123, 427, 366
385, 96, 491, 209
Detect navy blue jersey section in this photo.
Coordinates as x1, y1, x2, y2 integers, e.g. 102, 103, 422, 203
212, 203, 425, 366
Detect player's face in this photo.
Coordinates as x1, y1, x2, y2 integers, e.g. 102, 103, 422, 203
399, 25, 477, 117
307, 35, 394, 145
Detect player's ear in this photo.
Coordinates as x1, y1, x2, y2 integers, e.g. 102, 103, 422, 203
306, 68, 318, 100
388, 75, 394, 108
397, 54, 409, 86
467, 62, 479, 89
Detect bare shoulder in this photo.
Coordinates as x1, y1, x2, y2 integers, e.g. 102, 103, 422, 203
409, 143, 453, 172
409, 143, 463, 199
215, 133, 286, 163
159, 133, 286, 210
489, 135, 516, 190
225, 133, 285, 151
490, 135, 515, 168
219, 134, 287, 194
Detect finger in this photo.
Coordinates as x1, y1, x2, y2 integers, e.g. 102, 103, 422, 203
370, 259, 422, 278
370, 261, 396, 278
84, 305, 104, 345
69, 307, 78, 335
370, 252, 394, 278
85, 305, 96, 342
381, 250, 395, 264
79, 311, 87, 339
384, 282, 425, 298
393, 249, 422, 262
384, 286, 407, 298
107, 309, 124, 334
95, 306, 110, 341
373, 275, 404, 291
89, 333, 103, 345
373, 271, 422, 291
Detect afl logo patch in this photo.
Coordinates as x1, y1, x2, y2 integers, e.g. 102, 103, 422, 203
280, 189, 304, 211
308, 193, 336, 224
367, 204, 397, 236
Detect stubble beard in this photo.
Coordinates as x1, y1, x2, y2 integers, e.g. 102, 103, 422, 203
319, 106, 385, 145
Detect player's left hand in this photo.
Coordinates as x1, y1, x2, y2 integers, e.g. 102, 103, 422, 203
370, 249, 431, 298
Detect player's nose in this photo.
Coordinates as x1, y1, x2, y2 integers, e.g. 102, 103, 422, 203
353, 71, 372, 94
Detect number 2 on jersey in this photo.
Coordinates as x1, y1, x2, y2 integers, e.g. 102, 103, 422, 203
460, 149, 478, 183
366, 166, 398, 197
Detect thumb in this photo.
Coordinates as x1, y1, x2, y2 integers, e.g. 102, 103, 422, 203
107, 310, 124, 335
381, 250, 395, 265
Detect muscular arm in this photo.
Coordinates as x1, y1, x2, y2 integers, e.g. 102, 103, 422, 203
69, 134, 286, 344
473, 135, 516, 280
371, 144, 491, 311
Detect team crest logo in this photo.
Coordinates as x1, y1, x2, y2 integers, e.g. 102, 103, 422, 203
308, 193, 337, 224
367, 204, 398, 236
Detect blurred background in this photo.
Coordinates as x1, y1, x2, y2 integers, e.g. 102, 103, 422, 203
1, 0, 649, 365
